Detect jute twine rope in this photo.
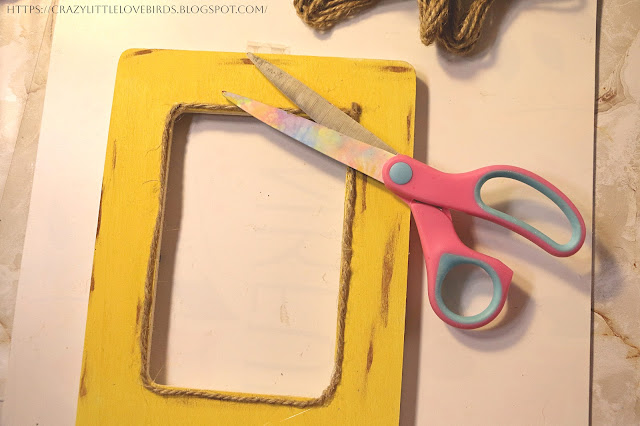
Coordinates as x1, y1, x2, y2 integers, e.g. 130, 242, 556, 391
293, 0, 495, 55
139, 102, 362, 407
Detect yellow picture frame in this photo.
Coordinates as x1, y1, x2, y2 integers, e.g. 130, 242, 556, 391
77, 49, 415, 425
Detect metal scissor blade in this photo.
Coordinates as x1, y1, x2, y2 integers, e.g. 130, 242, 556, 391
247, 52, 397, 155
223, 91, 395, 182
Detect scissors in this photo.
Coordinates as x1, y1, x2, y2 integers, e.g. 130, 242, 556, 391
222, 53, 586, 330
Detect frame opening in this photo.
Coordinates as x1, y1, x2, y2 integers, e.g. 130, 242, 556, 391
144, 105, 358, 405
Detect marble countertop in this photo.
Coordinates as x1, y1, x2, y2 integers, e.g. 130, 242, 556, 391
0, 0, 637, 423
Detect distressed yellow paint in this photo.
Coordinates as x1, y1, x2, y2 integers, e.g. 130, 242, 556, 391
77, 49, 415, 425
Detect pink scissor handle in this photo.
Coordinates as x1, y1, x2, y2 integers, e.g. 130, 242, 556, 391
410, 202, 513, 329
382, 155, 586, 257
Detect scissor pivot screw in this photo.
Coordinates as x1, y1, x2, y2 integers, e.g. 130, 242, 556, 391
389, 162, 413, 185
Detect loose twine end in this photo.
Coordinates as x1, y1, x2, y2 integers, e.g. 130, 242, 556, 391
293, 0, 495, 55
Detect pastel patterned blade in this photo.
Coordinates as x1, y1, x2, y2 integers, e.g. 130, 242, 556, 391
223, 91, 395, 182
246, 53, 398, 154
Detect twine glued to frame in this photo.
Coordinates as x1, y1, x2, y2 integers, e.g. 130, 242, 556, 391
293, 0, 495, 55
139, 102, 363, 407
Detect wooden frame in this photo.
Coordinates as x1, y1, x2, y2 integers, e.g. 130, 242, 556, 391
77, 49, 415, 424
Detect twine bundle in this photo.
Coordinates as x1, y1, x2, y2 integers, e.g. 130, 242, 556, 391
293, 0, 495, 55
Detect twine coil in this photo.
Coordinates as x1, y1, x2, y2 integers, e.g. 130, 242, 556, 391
293, 0, 495, 55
